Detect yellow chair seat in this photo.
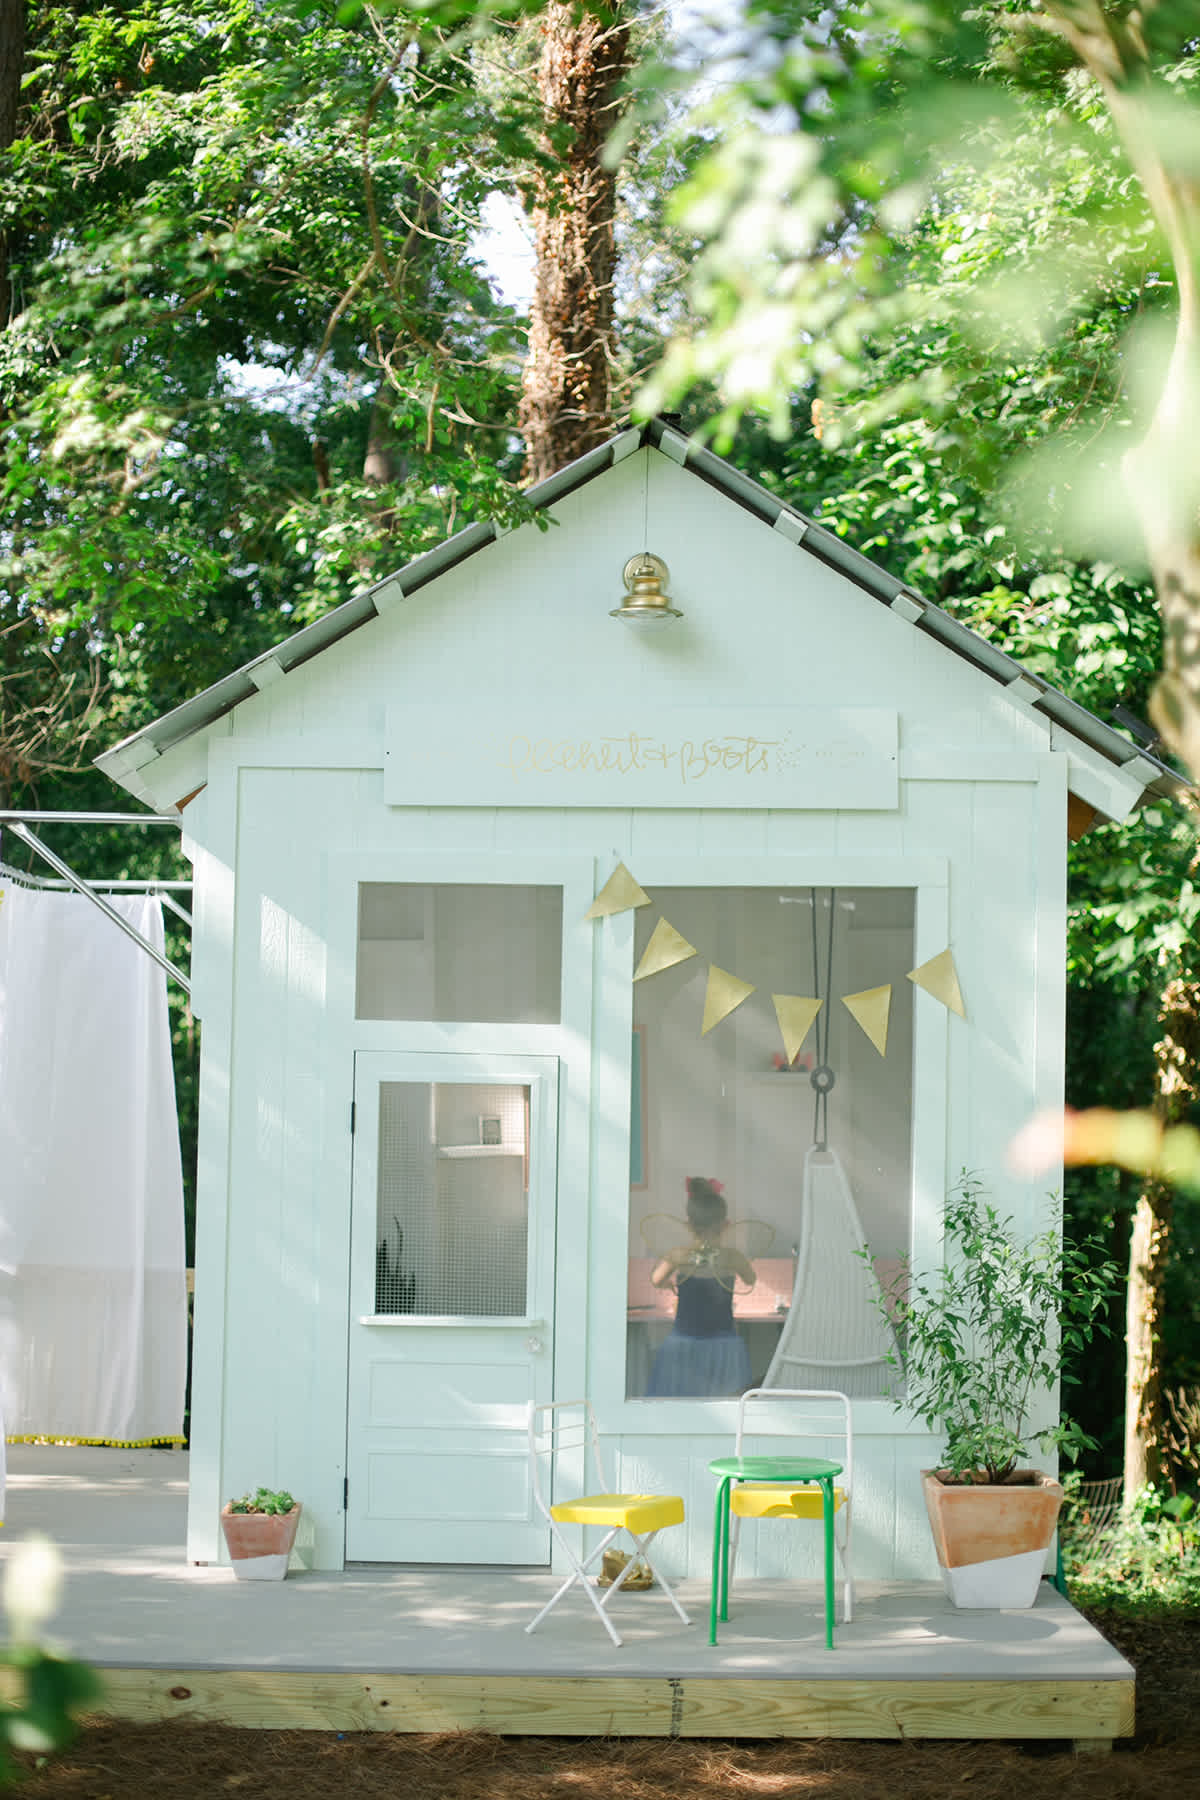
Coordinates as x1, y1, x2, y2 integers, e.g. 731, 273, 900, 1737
730, 1483, 848, 1521
550, 1491, 685, 1533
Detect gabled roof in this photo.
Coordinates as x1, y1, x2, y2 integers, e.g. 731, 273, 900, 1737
97, 417, 1184, 814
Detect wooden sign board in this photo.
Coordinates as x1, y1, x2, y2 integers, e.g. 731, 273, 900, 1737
384, 709, 898, 810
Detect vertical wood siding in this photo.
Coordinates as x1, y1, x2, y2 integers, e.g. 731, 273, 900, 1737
178, 449, 1072, 1575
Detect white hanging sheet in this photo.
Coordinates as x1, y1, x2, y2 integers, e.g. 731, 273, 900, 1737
763, 1145, 902, 1396
0, 882, 187, 1447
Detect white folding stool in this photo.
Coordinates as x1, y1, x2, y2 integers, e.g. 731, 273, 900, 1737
525, 1399, 691, 1648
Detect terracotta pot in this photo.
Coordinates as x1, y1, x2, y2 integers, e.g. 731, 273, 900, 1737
220, 1504, 302, 1581
921, 1469, 1063, 1608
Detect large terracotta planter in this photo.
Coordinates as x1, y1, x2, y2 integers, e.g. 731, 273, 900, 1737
921, 1470, 1063, 1608
220, 1504, 302, 1581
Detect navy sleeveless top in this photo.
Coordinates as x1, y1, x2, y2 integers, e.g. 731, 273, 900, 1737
673, 1275, 735, 1338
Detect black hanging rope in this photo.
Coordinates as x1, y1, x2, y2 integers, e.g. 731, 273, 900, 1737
809, 886, 836, 1150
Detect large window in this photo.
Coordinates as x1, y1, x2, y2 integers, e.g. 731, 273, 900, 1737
356, 883, 562, 1022
626, 887, 913, 1400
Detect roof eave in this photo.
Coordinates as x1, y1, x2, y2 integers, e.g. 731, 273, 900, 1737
95, 418, 1188, 817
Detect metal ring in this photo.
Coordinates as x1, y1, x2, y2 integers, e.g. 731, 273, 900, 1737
810, 1064, 836, 1095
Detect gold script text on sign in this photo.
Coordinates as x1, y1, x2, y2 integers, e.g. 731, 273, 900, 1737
500, 734, 780, 784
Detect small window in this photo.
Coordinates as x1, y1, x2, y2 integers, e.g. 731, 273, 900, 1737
356, 883, 563, 1022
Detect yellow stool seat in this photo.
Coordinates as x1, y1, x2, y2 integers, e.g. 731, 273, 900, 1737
730, 1483, 848, 1520
527, 1402, 692, 1648
551, 1492, 685, 1533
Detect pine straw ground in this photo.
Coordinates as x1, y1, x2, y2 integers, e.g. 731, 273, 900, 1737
15, 1611, 1200, 1800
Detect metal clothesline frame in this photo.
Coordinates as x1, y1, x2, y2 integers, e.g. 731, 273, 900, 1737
1, 863, 194, 926
0, 810, 192, 995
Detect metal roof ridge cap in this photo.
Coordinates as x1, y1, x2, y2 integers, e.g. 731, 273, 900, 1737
397, 520, 496, 585
91, 422, 682, 767
102, 669, 260, 758
524, 427, 651, 505
1044, 693, 1183, 783
676, 436, 809, 526
907, 591, 1185, 788
800, 520, 905, 598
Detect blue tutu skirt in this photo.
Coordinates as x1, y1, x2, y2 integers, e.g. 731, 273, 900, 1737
646, 1331, 752, 1398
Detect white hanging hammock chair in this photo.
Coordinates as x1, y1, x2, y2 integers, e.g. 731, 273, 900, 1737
761, 888, 904, 1395
762, 1144, 901, 1395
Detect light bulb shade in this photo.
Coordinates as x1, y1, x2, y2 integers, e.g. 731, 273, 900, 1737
611, 552, 682, 625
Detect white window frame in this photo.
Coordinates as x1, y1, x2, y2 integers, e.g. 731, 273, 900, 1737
326, 849, 598, 1430
589, 853, 949, 1436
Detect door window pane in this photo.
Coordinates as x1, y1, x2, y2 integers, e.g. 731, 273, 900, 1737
376, 1082, 530, 1317
357, 884, 562, 1022
626, 887, 913, 1400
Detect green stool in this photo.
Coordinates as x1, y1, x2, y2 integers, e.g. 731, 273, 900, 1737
708, 1454, 842, 1649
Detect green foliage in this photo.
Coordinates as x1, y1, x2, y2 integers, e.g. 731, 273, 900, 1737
869, 1173, 1122, 1483
708, 167, 1200, 1471
0, 1538, 99, 1785
641, 1, 1198, 472
1, 0, 535, 769
226, 1487, 297, 1515
1063, 1479, 1200, 1612
9, 0, 1200, 1485
0, 1646, 99, 1782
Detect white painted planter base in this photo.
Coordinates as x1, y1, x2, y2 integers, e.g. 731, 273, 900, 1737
939, 1547, 1049, 1609
229, 1551, 291, 1582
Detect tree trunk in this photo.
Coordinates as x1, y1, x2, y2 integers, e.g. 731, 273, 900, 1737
363, 384, 402, 540
1129, 308, 1200, 780
0, 0, 26, 327
518, 1, 631, 485
1124, 977, 1200, 1505
1124, 1183, 1172, 1501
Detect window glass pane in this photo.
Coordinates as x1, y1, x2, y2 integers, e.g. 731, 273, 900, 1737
376, 1082, 530, 1317
626, 887, 913, 1400
356, 884, 562, 1022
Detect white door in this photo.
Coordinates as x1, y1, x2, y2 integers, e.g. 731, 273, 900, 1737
346, 1052, 557, 1563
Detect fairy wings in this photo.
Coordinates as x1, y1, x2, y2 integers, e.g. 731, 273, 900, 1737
639, 1213, 776, 1291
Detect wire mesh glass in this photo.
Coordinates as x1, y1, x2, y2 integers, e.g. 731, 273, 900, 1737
375, 1081, 530, 1317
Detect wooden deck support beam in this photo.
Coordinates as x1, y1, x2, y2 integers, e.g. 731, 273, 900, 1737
65, 1668, 1133, 1742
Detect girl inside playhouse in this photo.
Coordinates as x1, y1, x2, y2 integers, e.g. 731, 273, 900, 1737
646, 1176, 757, 1397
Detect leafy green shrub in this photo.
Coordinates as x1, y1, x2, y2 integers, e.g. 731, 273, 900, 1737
226, 1487, 296, 1516
1063, 1482, 1200, 1612
868, 1174, 1120, 1483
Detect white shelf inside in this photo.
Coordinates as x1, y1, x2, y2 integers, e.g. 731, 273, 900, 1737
436, 1144, 523, 1158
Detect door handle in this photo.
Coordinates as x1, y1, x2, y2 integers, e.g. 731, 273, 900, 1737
526, 1336, 545, 1354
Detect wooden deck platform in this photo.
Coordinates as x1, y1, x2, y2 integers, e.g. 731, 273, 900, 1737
2, 1446, 1134, 1744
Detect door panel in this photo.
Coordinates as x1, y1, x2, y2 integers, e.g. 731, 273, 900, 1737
346, 1053, 557, 1563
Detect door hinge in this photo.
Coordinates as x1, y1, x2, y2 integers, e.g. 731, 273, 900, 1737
343, 1476, 349, 1509
350, 1101, 356, 1135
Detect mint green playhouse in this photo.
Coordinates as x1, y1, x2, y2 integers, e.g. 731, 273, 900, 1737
97, 419, 1176, 1575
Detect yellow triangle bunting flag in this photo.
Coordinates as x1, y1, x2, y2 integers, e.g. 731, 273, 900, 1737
842, 985, 892, 1057
772, 995, 822, 1066
702, 966, 756, 1035
907, 948, 966, 1018
583, 862, 652, 921
633, 918, 697, 982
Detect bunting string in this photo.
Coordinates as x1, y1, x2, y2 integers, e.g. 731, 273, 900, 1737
585, 862, 966, 1060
